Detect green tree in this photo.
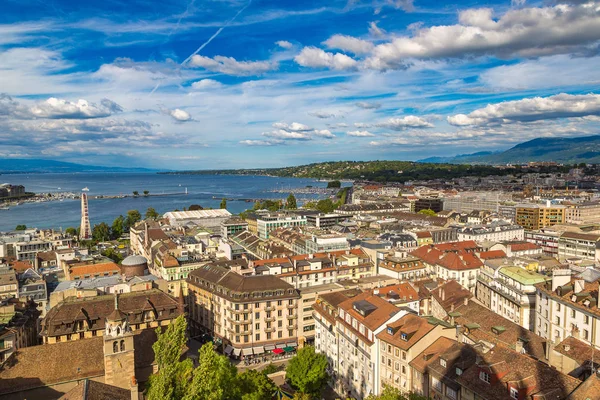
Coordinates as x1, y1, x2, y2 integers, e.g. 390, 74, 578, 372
65, 227, 78, 237
237, 369, 277, 400
365, 386, 429, 400
285, 346, 328, 396
146, 315, 193, 400
146, 207, 160, 220
261, 363, 279, 375
286, 194, 297, 209
144, 190, 150, 196
292, 393, 312, 400
102, 247, 124, 263
418, 209, 437, 217
15, 224, 27, 231
111, 215, 125, 239
124, 209, 142, 231
183, 343, 239, 400
326, 180, 341, 188
220, 198, 227, 209
133, 191, 139, 197
316, 199, 335, 213
189, 204, 204, 210
92, 222, 111, 242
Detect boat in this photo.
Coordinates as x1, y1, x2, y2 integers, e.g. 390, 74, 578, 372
82, 187, 90, 192
0, 207, 9, 210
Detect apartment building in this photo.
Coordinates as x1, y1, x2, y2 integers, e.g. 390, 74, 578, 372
186, 264, 301, 357
377, 252, 428, 281
476, 265, 547, 330
524, 229, 560, 257
256, 214, 307, 239
564, 201, 600, 224
515, 204, 565, 230
557, 231, 600, 262
372, 283, 420, 314
377, 314, 455, 393
334, 292, 407, 398
0, 266, 18, 300
455, 222, 524, 242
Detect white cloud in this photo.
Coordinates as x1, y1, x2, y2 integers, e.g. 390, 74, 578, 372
309, 110, 338, 119
364, 2, 600, 70
347, 130, 375, 137
169, 108, 192, 122
356, 101, 381, 109
368, 21, 386, 38
240, 139, 282, 146
28, 98, 122, 119
189, 55, 277, 76
323, 34, 374, 55
263, 129, 312, 140
276, 40, 293, 49
272, 122, 312, 131
191, 79, 223, 90
376, 116, 434, 129
313, 129, 336, 138
447, 93, 600, 126
294, 47, 358, 70
354, 122, 372, 128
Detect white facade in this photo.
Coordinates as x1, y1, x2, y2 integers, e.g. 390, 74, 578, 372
456, 223, 524, 243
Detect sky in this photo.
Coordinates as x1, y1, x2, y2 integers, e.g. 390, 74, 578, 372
1, 0, 600, 169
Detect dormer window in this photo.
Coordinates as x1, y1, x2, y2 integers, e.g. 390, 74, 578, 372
440, 358, 446, 367
510, 387, 518, 399
387, 327, 394, 335
401, 333, 408, 341
456, 367, 463, 376
479, 371, 491, 384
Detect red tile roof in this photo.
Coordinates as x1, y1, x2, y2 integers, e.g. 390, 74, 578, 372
509, 242, 541, 252
373, 282, 418, 302
411, 242, 483, 271
478, 250, 507, 260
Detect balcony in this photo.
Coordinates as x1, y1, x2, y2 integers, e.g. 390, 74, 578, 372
264, 316, 276, 323
286, 303, 296, 309
265, 327, 276, 333
287, 314, 298, 320
264, 306, 276, 312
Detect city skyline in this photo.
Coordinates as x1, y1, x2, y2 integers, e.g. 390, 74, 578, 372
1, 0, 600, 169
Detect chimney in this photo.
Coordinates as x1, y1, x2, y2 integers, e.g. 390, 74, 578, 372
515, 339, 524, 354
464, 297, 469, 306
551, 269, 572, 291
144, 222, 149, 247
574, 279, 585, 294
441, 288, 445, 301
130, 376, 139, 400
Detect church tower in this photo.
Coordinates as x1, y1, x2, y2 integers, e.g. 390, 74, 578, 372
103, 294, 136, 389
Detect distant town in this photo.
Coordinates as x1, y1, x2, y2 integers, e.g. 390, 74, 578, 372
1, 162, 600, 400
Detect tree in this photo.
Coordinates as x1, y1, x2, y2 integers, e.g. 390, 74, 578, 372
146, 315, 193, 400
285, 346, 328, 396
418, 209, 437, 217
102, 247, 124, 263
65, 227, 78, 237
144, 190, 150, 196
15, 225, 27, 231
286, 194, 297, 209
220, 198, 227, 209
183, 343, 239, 400
111, 216, 124, 239
292, 393, 312, 400
316, 199, 335, 213
92, 222, 111, 242
124, 209, 142, 232
365, 386, 429, 400
133, 191, 139, 197
261, 363, 279, 375
146, 207, 160, 220
326, 180, 341, 188
237, 369, 277, 400
189, 204, 203, 210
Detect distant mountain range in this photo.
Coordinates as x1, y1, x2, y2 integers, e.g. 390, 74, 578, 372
0, 159, 156, 173
418, 135, 600, 164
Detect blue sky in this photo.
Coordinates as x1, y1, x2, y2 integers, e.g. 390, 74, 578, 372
1, 0, 600, 169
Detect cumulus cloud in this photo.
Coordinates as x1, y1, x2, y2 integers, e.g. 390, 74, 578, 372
356, 101, 381, 109
263, 129, 312, 140
240, 139, 282, 146
447, 93, 600, 126
0, 94, 123, 120
368, 21, 386, 37
363, 2, 600, 70
376, 116, 434, 130
313, 129, 336, 138
252, 121, 336, 142
275, 40, 293, 49
347, 130, 375, 137
191, 79, 223, 90
272, 122, 312, 131
294, 47, 358, 70
323, 34, 374, 55
167, 108, 192, 122
309, 110, 338, 119
189, 55, 277, 76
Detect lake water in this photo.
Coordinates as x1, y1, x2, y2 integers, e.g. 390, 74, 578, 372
0, 173, 329, 231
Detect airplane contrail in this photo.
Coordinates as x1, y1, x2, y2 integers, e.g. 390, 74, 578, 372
150, 0, 252, 96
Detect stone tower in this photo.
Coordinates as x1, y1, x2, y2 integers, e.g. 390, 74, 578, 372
103, 294, 136, 389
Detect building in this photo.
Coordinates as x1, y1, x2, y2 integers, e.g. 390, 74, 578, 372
256, 214, 307, 239
430, 280, 473, 321
40, 289, 182, 344
525, 229, 560, 257
415, 198, 444, 213
186, 264, 300, 357
336, 203, 411, 216
455, 222, 524, 242
377, 314, 455, 393
163, 209, 232, 228
14, 240, 53, 262
220, 217, 248, 239
377, 252, 428, 281
564, 201, 600, 224
558, 231, 600, 262
0, 266, 18, 300
305, 213, 347, 229
476, 265, 547, 330
515, 204, 565, 230
62, 258, 122, 281
372, 283, 420, 314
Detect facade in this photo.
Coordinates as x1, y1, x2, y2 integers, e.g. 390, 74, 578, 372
186, 264, 301, 356
455, 222, 524, 242
557, 231, 600, 261
377, 253, 428, 281
524, 229, 560, 257
220, 217, 248, 239
305, 213, 347, 229
62, 258, 122, 281
0, 266, 18, 299
476, 266, 547, 330
377, 314, 455, 393
256, 214, 307, 239
515, 204, 565, 230
14, 240, 53, 262
564, 201, 600, 224
415, 198, 444, 213
163, 209, 232, 228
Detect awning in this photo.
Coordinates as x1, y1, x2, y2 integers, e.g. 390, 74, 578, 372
264, 344, 275, 351
275, 343, 286, 349
253, 346, 265, 355
272, 348, 285, 355
224, 345, 233, 355
232, 348, 242, 356
286, 342, 297, 347
241, 348, 253, 356
283, 346, 295, 352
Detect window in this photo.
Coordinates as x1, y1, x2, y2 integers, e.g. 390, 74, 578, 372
510, 387, 518, 399
446, 387, 457, 400
432, 376, 442, 391
479, 371, 491, 384
113, 341, 118, 353
440, 358, 446, 367
120, 340, 125, 352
